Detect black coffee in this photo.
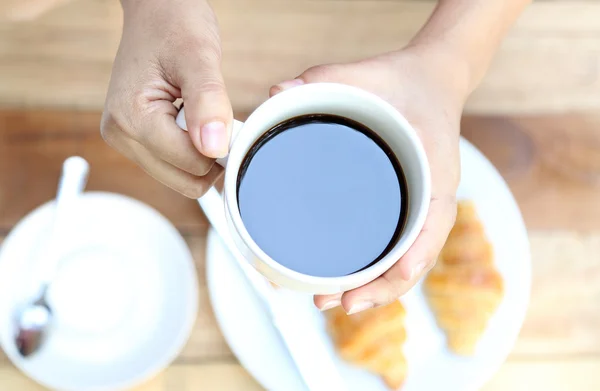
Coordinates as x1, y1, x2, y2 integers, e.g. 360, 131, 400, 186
237, 114, 407, 277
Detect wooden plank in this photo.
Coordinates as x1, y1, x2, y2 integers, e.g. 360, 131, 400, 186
461, 114, 600, 231
174, 236, 233, 361
2, 110, 600, 232
0, 362, 263, 391
0, 0, 75, 22
512, 232, 600, 357
1, 230, 598, 363
164, 359, 600, 391
181, 232, 600, 359
484, 359, 600, 391
0, 363, 166, 390
0, 110, 207, 235
159, 363, 264, 391
5, 360, 600, 391
0, 1, 599, 113
1, 111, 600, 366
170, 232, 600, 359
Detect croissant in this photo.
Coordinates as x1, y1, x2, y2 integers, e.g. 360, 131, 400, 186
424, 201, 504, 355
325, 301, 408, 389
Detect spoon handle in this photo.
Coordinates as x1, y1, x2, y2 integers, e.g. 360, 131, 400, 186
39, 156, 89, 284
53, 157, 89, 232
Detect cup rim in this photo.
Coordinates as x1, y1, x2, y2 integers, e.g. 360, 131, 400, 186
223, 83, 431, 288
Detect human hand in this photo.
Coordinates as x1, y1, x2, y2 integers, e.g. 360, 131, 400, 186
271, 45, 469, 314
101, 0, 232, 198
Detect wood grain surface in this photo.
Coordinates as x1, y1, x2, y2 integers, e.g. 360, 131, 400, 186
0, 0, 599, 113
3, 110, 600, 232
1, 109, 600, 390
2, 0, 600, 389
0, 0, 74, 21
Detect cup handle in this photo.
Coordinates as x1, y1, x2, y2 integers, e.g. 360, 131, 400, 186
175, 106, 244, 168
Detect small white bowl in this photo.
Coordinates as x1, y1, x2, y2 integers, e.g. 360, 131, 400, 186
0, 192, 198, 391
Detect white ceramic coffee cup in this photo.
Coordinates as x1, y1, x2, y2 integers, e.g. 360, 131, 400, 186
176, 83, 430, 294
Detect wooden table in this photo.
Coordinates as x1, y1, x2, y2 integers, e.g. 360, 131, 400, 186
1, 109, 599, 390
1, 0, 600, 114
2, 0, 600, 389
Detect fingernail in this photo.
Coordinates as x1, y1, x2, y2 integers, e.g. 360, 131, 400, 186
271, 79, 305, 95
201, 121, 228, 158
320, 299, 341, 311
346, 301, 374, 315
410, 261, 428, 280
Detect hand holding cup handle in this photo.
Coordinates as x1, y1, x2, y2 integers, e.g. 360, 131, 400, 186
176, 108, 244, 168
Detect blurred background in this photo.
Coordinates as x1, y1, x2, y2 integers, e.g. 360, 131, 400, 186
0, 0, 599, 390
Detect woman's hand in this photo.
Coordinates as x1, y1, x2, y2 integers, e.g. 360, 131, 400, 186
271, 45, 469, 314
101, 0, 232, 198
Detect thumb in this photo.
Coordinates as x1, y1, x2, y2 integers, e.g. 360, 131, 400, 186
179, 52, 233, 159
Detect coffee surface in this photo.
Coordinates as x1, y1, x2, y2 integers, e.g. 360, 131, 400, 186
237, 115, 406, 277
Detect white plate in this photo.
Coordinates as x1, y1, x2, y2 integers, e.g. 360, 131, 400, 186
0, 192, 199, 391
206, 138, 531, 391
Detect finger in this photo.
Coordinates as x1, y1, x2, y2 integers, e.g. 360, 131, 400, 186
269, 79, 305, 96
314, 292, 343, 311
176, 47, 233, 159
134, 107, 216, 177
340, 196, 457, 314
104, 128, 222, 198
102, 93, 215, 177
269, 64, 350, 96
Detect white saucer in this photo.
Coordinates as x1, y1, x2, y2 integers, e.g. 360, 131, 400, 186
206, 138, 531, 391
0, 192, 198, 391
